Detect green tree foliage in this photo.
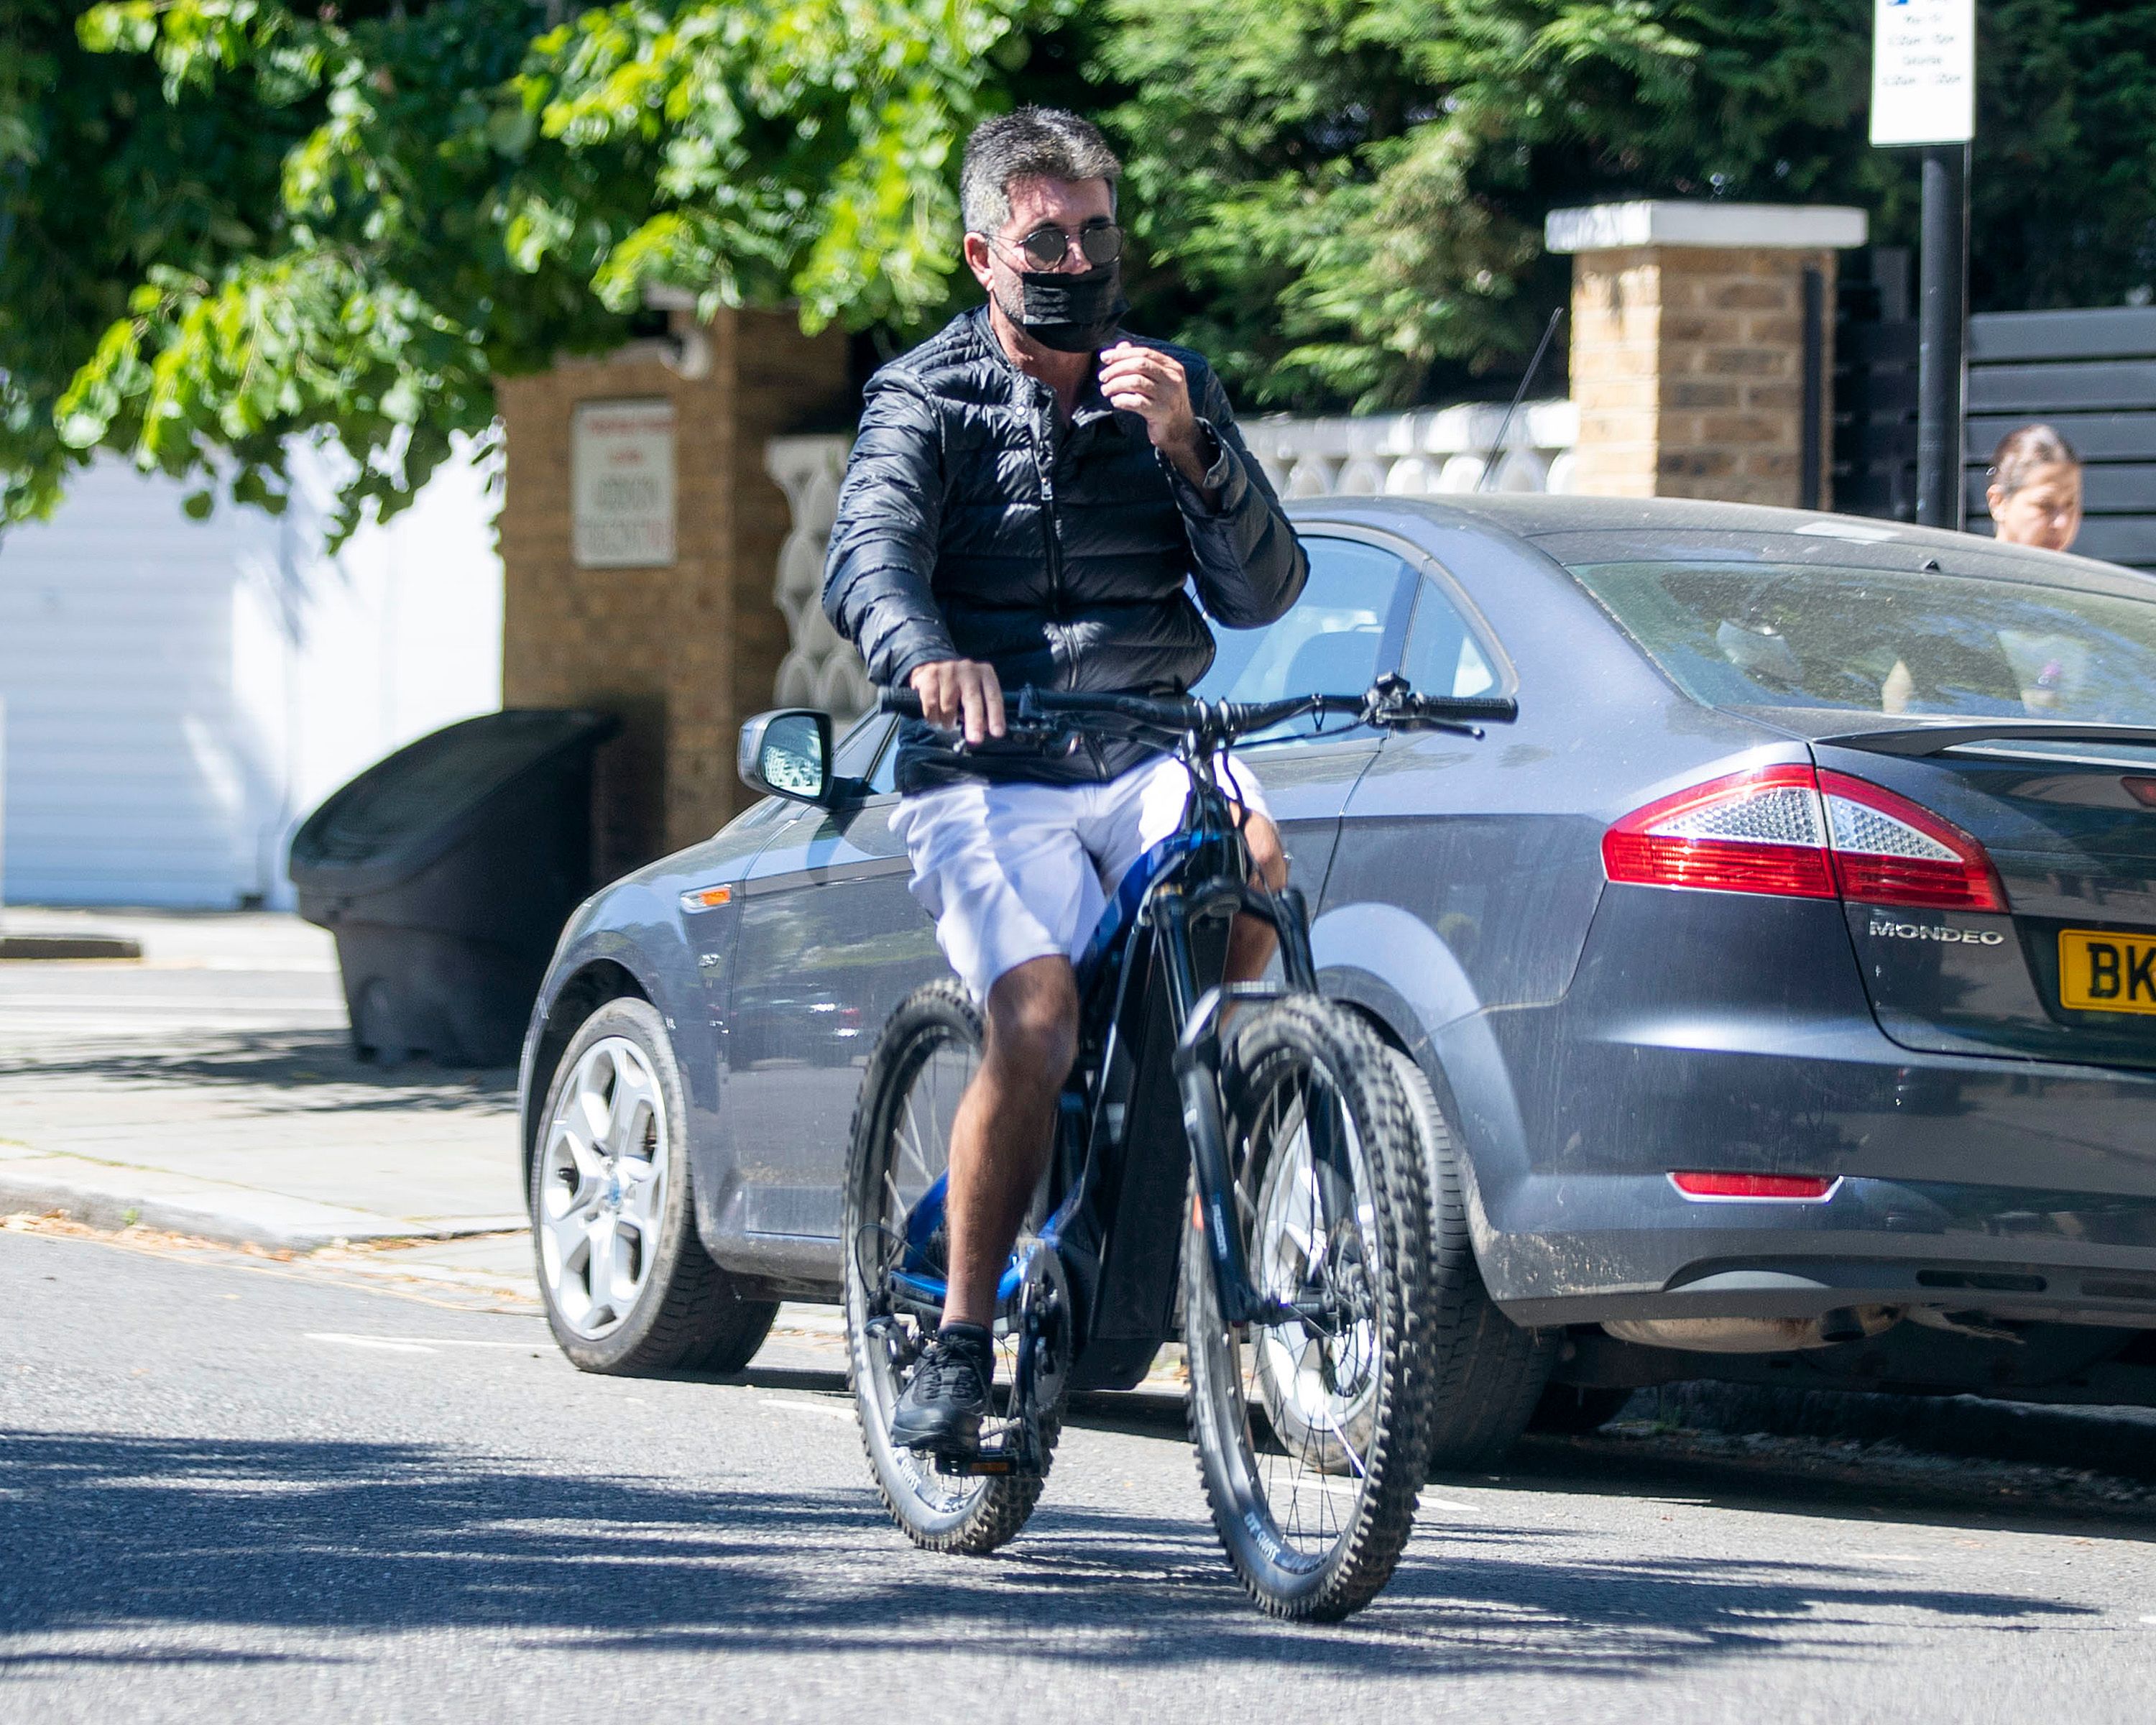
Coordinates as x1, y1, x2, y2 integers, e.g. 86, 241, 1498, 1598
1102, 1, 1879, 409
1106, 1, 2156, 410
1971, 1, 2156, 316
4, 0, 2156, 531
0, 1, 312, 526
1, 0, 1044, 540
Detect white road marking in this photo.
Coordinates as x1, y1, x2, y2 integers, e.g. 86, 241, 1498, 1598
308, 1332, 535, 1354
1422, 1496, 1480, 1514
760, 1397, 855, 1422
0, 996, 345, 1010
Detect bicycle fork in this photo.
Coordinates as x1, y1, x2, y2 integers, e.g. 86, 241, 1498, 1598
1156, 883, 1336, 1333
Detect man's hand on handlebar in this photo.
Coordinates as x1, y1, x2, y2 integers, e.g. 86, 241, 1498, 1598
908, 658, 1006, 745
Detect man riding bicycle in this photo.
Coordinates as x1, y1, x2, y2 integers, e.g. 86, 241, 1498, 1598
821, 106, 1308, 1456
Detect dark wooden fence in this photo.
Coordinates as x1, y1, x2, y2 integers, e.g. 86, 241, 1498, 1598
1836, 259, 2156, 574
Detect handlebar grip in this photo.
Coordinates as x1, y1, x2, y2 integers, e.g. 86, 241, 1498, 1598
1437, 696, 1518, 722
878, 687, 925, 719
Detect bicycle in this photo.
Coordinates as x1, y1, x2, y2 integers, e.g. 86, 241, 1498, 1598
842, 674, 1516, 1620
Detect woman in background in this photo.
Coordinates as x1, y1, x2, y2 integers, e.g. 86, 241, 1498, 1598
1986, 423, 2083, 552
1957, 423, 2088, 714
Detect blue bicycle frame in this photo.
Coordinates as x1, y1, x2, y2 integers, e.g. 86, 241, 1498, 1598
877, 743, 1322, 1353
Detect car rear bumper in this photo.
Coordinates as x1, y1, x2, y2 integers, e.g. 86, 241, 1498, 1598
1463, 888, 2156, 1328
1478, 1027, 2156, 1326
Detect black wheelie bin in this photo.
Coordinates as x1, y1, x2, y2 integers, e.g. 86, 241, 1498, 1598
290, 709, 619, 1066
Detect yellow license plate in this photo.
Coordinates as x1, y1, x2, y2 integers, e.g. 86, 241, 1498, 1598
2058, 929, 2156, 1015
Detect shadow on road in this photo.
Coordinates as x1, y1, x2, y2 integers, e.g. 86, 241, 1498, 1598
0, 1031, 515, 1115
0, 1427, 2095, 1673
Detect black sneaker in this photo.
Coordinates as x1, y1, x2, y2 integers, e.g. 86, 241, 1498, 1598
889, 1325, 994, 1453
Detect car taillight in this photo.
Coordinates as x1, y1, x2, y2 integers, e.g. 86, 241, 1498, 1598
1818, 769, 2005, 913
1603, 765, 1835, 899
1603, 762, 2007, 913
1670, 1172, 1838, 1201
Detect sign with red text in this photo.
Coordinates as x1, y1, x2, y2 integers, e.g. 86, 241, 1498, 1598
573, 399, 676, 569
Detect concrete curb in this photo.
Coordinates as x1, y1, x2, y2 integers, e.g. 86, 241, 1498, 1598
0, 934, 143, 960
0, 1157, 525, 1254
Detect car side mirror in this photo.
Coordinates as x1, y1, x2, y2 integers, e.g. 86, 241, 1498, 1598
738, 709, 833, 805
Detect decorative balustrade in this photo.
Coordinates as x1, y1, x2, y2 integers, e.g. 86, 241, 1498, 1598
764, 435, 870, 719
1237, 399, 1576, 499
763, 400, 1576, 720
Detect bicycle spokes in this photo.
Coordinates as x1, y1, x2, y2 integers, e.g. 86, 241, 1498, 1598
1246, 1070, 1383, 1499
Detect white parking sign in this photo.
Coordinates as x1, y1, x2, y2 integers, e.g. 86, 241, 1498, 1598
1871, 0, 1976, 147
572, 399, 677, 569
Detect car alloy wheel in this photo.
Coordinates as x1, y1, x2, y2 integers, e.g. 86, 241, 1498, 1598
537, 1035, 669, 1338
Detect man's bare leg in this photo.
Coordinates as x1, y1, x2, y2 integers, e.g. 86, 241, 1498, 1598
939, 811, 1279, 1328
940, 954, 1079, 1330
1224, 809, 1289, 985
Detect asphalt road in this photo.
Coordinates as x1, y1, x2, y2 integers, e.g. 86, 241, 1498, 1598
5, 1228, 2154, 1724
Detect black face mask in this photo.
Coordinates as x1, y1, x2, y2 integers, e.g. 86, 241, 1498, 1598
1005, 262, 1128, 353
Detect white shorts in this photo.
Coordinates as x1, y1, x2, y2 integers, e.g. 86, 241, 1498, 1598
890, 753, 1271, 1003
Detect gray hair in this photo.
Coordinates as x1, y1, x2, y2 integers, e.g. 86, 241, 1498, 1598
959, 106, 1121, 236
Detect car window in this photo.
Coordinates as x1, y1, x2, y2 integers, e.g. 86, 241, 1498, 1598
1400, 576, 1501, 700
866, 726, 900, 794
827, 712, 900, 798
1194, 537, 1418, 735
1570, 559, 2156, 724
831, 713, 889, 779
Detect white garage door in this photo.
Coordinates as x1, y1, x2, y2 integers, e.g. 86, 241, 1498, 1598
0, 448, 502, 910
0, 463, 267, 907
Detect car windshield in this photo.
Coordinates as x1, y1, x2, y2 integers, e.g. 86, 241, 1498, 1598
1568, 559, 2156, 726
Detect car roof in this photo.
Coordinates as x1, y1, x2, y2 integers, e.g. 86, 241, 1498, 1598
1286, 492, 2149, 597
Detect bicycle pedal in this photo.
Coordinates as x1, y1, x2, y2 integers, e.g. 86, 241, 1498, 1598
931, 1449, 1031, 1478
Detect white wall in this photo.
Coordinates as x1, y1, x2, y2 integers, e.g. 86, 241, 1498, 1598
0, 438, 502, 910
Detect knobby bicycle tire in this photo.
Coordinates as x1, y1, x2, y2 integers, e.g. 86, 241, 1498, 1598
1183, 996, 1439, 1620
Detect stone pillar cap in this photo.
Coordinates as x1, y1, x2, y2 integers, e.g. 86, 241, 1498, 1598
1546, 201, 1868, 254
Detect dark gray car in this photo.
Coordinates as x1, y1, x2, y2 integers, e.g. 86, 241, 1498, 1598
519, 494, 2156, 1462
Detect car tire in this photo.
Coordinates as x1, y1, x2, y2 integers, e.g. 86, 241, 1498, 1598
531, 997, 777, 1376
1383, 1046, 1557, 1471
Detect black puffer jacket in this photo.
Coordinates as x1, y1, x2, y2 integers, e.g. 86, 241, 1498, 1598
821, 306, 1307, 789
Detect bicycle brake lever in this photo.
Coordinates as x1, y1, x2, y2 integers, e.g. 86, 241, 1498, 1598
1363, 689, 1485, 740
951, 715, 1067, 757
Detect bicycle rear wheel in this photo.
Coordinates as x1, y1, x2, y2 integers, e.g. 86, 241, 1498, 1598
842, 979, 1058, 1555
1184, 997, 1437, 1620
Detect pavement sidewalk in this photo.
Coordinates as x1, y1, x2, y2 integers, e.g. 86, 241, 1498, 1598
0, 906, 528, 1284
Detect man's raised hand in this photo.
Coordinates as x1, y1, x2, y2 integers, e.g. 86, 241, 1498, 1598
909, 659, 1006, 745
1099, 342, 1206, 485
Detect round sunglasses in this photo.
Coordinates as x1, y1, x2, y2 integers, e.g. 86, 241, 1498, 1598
988, 221, 1125, 270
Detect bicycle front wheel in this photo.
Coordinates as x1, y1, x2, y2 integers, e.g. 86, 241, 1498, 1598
1183, 997, 1438, 1621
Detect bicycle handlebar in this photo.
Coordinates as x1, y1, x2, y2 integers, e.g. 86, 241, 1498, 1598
876, 679, 1516, 740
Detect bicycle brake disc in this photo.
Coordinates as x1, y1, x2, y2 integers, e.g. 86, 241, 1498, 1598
1015, 1246, 1074, 1420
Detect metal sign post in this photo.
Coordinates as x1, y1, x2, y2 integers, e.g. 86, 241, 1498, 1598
1871, 0, 1976, 530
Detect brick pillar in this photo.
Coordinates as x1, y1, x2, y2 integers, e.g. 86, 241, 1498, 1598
1549, 202, 1867, 507
497, 307, 850, 875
